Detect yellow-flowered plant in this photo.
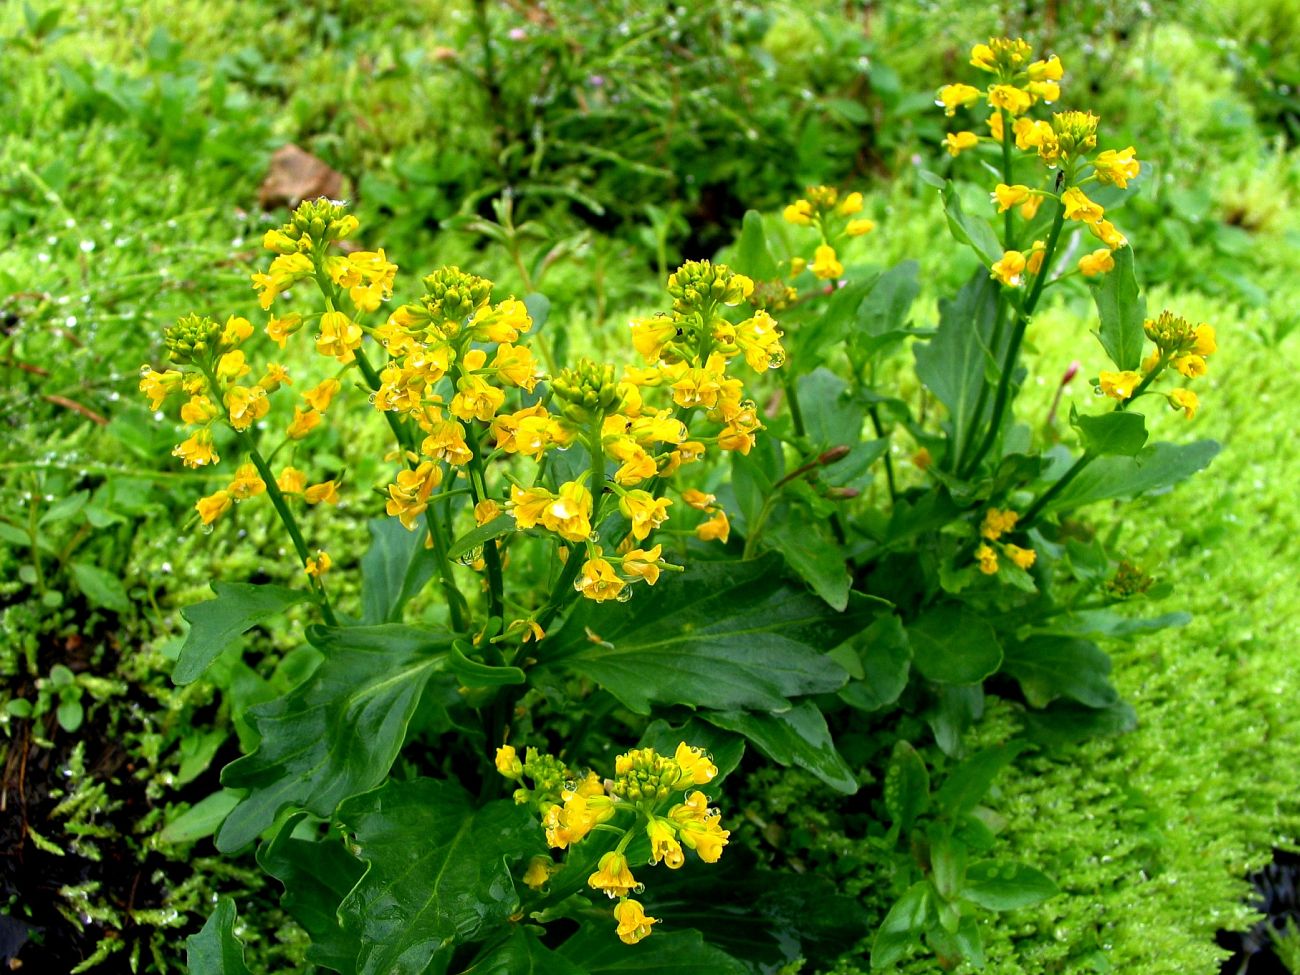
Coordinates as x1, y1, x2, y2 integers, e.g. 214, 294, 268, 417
497, 740, 728, 944
781, 184, 876, 284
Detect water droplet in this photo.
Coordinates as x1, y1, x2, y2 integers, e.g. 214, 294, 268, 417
615, 588, 633, 603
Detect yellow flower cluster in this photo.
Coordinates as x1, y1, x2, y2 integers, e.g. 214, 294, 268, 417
781, 185, 875, 282
938, 37, 1142, 286
1098, 311, 1216, 419
497, 741, 729, 945
138, 308, 344, 559
975, 507, 1036, 575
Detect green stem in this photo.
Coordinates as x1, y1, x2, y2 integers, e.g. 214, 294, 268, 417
960, 198, 1068, 478
781, 371, 807, 439
868, 406, 897, 504
463, 423, 507, 636
1000, 108, 1015, 248
351, 346, 470, 633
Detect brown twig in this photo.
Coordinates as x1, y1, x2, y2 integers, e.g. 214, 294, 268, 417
43, 394, 108, 426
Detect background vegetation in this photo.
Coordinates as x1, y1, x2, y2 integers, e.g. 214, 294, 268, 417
2, 0, 1298, 971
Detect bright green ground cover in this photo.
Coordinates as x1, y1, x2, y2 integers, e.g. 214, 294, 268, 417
2, 1, 1300, 972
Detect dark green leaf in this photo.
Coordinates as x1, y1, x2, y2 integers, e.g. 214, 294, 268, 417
913, 269, 1001, 466
934, 743, 1027, 815
734, 209, 778, 280
1022, 699, 1137, 748
765, 518, 851, 611
446, 514, 515, 563
1043, 440, 1220, 513
360, 518, 438, 624
186, 898, 251, 975
798, 367, 862, 449
217, 625, 452, 852
450, 643, 526, 686
461, 927, 584, 975
928, 684, 985, 757
885, 742, 930, 831
928, 915, 986, 970
39, 490, 89, 527
159, 790, 241, 845
703, 701, 857, 793
961, 861, 1059, 911
556, 926, 748, 974
337, 778, 543, 975
257, 815, 364, 974
542, 555, 866, 713
1089, 246, 1146, 370
908, 605, 1003, 684
838, 614, 912, 712
942, 182, 1002, 266
175, 582, 307, 685
871, 881, 933, 970
70, 562, 130, 614
790, 275, 880, 372
1070, 406, 1148, 457
1002, 636, 1119, 709
856, 259, 920, 343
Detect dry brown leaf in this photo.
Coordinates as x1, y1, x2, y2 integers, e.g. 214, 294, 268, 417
258, 144, 344, 212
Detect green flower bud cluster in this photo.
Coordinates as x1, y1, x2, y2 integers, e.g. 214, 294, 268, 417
612, 748, 682, 803
514, 748, 577, 809
551, 358, 624, 424
421, 266, 493, 325
1106, 560, 1154, 598
279, 198, 359, 247
164, 314, 221, 364
1051, 111, 1099, 157
1143, 310, 1197, 353
666, 260, 753, 317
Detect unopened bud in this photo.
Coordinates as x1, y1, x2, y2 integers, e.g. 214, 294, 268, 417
819, 445, 852, 465
826, 487, 860, 500
1061, 360, 1080, 384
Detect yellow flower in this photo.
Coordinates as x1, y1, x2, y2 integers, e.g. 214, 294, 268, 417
139, 368, 183, 410
491, 342, 540, 391
588, 852, 637, 899
266, 313, 303, 350
543, 481, 593, 542
420, 418, 474, 466
225, 385, 270, 432
1173, 354, 1207, 379
220, 315, 253, 348
976, 543, 998, 575
195, 490, 231, 526
227, 463, 266, 500
305, 550, 331, 577
1025, 240, 1046, 275
622, 545, 664, 585
981, 507, 1019, 541
646, 817, 684, 869
305, 480, 340, 505
173, 430, 219, 468
259, 362, 292, 392
1087, 219, 1127, 250
1028, 54, 1064, 82
474, 499, 502, 526
1093, 146, 1141, 188
1170, 388, 1199, 420
782, 200, 814, 225
250, 253, 312, 310
845, 218, 875, 237
386, 462, 441, 529
620, 490, 672, 541
696, 509, 730, 543
277, 467, 307, 495
630, 314, 678, 364
180, 394, 219, 425
522, 856, 556, 891
810, 244, 843, 280
216, 349, 250, 382
1192, 324, 1217, 356
987, 111, 1004, 142
936, 83, 981, 116
1099, 369, 1142, 401
303, 378, 342, 413
1012, 117, 1054, 151
471, 297, 532, 344
987, 84, 1032, 116
613, 899, 658, 945
316, 311, 363, 364
836, 191, 864, 215
575, 555, 625, 602
990, 251, 1027, 287
1061, 187, 1104, 223
789, 256, 807, 276
494, 745, 522, 778
509, 485, 555, 531
674, 742, 718, 785
1078, 249, 1115, 277
286, 406, 322, 440
681, 489, 716, 511
1004, 544, 1036, 569
1019, 194, 1044, 220
944, 131, 979, 156
675, 799, 730, 863
991, 184, 1031, 212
